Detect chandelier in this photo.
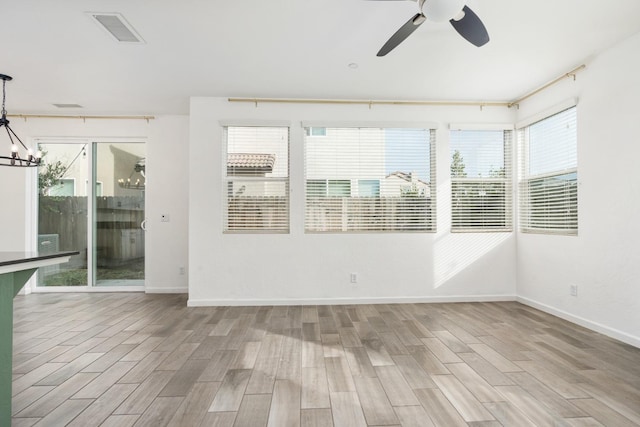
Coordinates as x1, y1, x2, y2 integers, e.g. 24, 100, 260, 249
0, 74, 41, 167
118, 158, 146, 190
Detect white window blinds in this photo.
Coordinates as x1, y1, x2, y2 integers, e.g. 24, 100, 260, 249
450, 130, 512, 231
304, 126, 436, 232
223, 126, 289, 233
518, 106, 578, 234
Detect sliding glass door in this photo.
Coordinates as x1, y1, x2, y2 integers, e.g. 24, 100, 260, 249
93, 143, 145, 286
37, 141, 145, 289
37, 143, 89, 286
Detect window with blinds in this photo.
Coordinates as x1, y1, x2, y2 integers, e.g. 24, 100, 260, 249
223, 126, 289, 233
304, 126, 436, 232
450, 129, 512, 231
518, 106, 577, 234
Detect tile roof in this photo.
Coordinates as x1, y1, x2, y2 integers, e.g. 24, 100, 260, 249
385, 171, 429, 186
227, 153, 275, 174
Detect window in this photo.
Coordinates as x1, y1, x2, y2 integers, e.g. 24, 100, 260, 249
305, 180, 353, 197
450, 129, 512, 231
305, 127, 327, 137
86, 180, 103, 197
223, 126, 289, 233
358, 180, 380, 197
304, 126, 436, 232
518, 106, 577, 234
48, 178, 76, 197
328, 180, 351, 197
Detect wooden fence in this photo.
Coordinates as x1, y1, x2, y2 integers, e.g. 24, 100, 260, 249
38, 196, 145, 267
306, 197, 433, 232
225, 196, 433, 232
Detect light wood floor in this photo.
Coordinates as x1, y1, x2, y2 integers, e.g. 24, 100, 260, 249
10, 293, 640, 427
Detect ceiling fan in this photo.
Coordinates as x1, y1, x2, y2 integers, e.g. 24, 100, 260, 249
374, 0, 490, 56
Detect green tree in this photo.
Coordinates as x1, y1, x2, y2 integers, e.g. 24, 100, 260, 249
488, 166, 506, 178
37, 151, 67, 195
451, 150, 467, 177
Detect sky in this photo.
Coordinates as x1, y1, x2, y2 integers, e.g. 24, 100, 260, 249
385, 128, 431, 181
528, 107, 577, 176
450, 130, 506, 178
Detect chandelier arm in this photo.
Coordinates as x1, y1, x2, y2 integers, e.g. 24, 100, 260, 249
4, 125, 17, 150
1, 78, 6, 114
5, 123, 30, 151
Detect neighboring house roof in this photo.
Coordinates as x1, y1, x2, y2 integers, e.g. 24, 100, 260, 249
227, 153, 275, 174
385, 171, 428, 186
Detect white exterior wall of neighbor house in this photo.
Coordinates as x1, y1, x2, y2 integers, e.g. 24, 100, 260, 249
0, 115, 189, 294
304, 128, 427, 197
382, 172, 429, 197
515, 31, 640, 347
189, 98, 517, 306
305, 127, 386, 183
38, 143, 146, 197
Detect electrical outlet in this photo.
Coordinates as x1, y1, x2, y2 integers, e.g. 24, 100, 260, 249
350, 273, 357, 284
570, 284, 578, 297
179, 267, 185, 275
161, 214, 170, 222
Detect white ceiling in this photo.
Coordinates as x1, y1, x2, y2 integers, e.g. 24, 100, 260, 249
4, 0, 640, 115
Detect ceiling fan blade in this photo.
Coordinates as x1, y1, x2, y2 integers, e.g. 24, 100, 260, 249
449, 5, 489, 47
377, 13, 425, 57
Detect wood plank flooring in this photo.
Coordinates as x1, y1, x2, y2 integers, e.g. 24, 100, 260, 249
10, 293, 640, 426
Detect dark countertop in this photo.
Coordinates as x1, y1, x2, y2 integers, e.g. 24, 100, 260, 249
0, 251, 80, 268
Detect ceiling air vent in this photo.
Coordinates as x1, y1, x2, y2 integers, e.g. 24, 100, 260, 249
52, 103, 83, 109
87, 12, 145, 44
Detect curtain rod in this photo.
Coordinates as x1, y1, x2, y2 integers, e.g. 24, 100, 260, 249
507, 64, 586, 108
228, 98, 510, 109
7, 114, 155, 122
229, 64, 587, 110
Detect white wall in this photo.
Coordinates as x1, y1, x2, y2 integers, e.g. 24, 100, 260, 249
146, 116, 189, 292
0, 115, 189, 293
516, 32, 640, 347
189, 98, 517, 306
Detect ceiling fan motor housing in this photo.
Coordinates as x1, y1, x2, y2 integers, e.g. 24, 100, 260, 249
423, 0, 466, 22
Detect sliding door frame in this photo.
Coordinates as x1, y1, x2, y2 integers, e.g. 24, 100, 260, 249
27, 136, 146, 293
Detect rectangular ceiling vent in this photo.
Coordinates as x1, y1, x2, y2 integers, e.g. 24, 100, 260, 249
52, 103, 83, 109
87, 12, 145, 44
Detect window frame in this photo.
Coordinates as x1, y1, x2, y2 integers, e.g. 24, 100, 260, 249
222, 124, 290, 234
449, 129, 513, 232
303, 124, 437, 233
517, 106, 578, 235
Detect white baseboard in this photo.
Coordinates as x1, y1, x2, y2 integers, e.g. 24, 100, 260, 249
187, 294, 516, 307
145, 287, 188, 294
31, 286, 144, 293
517, 296, 640, 349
